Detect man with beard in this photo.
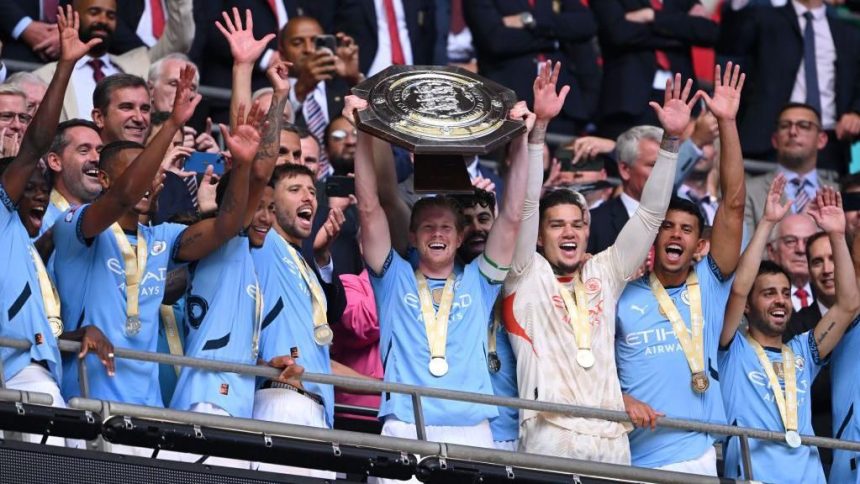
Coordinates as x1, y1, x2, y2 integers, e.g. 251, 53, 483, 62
250, 162, 347, 478
719, 186, 857, 483
0, 6, 104, 447
615, 64, 747, 474
744, 103, 840, 235
32, 0, 193, 121
505, 64, 690, 464
325, 116, 356, 179
51, 66, 253, 456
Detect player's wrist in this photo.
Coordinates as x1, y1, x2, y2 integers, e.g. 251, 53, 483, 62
659, 134, 682, 153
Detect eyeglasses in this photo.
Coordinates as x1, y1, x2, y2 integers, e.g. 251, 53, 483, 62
777, 235, 810, 249
0, 111, 33, 124
330, 129, 357, 141
777, 120, 819, 132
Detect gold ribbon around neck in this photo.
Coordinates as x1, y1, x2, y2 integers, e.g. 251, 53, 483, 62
29, 246, 62, 337
281, 236, 330, 345
557, 273, 594, 368
110, 223, 147, 336
415, 271, 456, 377
745, 332, 801, 447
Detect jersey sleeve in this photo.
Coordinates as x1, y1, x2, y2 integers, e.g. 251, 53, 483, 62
368, 249, 408, 311
699, 255, 736, 341
0, 183, 15, 226
467, 257, 503, 317
793, 331, 826, 380
52, 204, 91, 254
159, 222, 189, 270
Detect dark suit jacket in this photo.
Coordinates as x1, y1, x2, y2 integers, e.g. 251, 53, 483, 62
464, 0, 599, 131
0, 0, 42, 63
587, 195, 629, 254
293, 78, 350, 132
333, 0, 436, 75
720, 3, 860, 158
591, 0, 719, 119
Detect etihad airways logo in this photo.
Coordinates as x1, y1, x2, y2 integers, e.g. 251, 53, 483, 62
106, 258, 167, 296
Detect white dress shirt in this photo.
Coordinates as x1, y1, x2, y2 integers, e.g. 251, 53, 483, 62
288, 78, 331, 127
368, 0, 414, 76
789, 0, 837, 129
73, 55, 121, 120
619, 192, 639, 218
792, 281, 814, 312
135, 0, 166, 48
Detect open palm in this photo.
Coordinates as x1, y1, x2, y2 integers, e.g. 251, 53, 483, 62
170, 66, 203, 125
215, 8, 275, 66
649, 74, 700, 137
763, 174, 792, 223
57, 5, 100, 62
532, 61, 570, 121
809, 188, 846, 234
700, 63, 745, 121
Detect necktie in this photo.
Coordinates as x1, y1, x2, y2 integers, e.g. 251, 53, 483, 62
150, 0, 165, 39
185, 175, 199, 211
791, 177, 811, 213
450, 0, 466, 35
304, 95, 330, 178
802, 12, 821, 115
88, 58, 106, 84
267, 0, 278, 14
650, 0, 671, 71
795, 287, 810, 309
42, 0, 58, 23
383, 0, 405, 65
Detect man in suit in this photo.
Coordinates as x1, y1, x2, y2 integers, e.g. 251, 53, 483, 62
768, 213, 820, 313
332, 0, 436, 76
464, 0, 599, 134
720, 0, 860, 174
744, 103, 839, 233
0, 0, 60, 63
591, 0, 718, 140
31, 0, 192, 121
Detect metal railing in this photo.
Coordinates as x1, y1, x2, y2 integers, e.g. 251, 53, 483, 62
2, 336, 858, 482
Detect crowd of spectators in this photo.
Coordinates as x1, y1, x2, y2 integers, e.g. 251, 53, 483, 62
3, 0, 860, 482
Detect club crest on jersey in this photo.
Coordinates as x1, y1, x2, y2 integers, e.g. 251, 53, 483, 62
681, 290, 690, 306
64, 207, 79, 222
150, 241, 167, 256
795, 355, 805, 371
585, 278, 601, 294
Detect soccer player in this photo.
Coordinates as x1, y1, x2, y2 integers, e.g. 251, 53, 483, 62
0, 6, 101, 447
351, 81, 532, 471
615, 64, 747, 474
719, 186, 858, 483
505, 65, 690, 463
51, 64, 252, 455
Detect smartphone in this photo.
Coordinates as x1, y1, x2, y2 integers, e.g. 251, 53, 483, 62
314, 34, 337, 53
184, 151, 226, 176
556, 147, 605, 172
326, 176, 355, 198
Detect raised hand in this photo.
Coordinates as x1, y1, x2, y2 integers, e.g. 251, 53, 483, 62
699, 62, 745, 122
532, 61, 571, 122
313, 207, 346, 265
57, 5, 101, 62
334, 33, 361, 84
215, 8, 276, 66
170, 65, 203, 125
649, 73, 701, 137
808, 187, 846, 235
763, 173, 792, 224
266, 60, 293, 94
196, 165, 220, 214
220, 102, 263, 167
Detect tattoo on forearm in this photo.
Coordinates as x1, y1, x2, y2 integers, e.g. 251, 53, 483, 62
660, 135, 682, 153
817, 321, 836, 344
255, 92, 289, 162
529, 122, 547, 144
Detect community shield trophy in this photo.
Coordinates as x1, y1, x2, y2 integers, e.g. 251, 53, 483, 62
351, 65, 525, 193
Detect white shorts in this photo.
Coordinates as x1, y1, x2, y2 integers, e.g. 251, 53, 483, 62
158, 402, 250, 469
656, 445, 717, 476
369, 418, 494, 484
493, 440, 518, 452
519, 416, 631, 465
250, 388, 336, 479
4, 363, 78, 448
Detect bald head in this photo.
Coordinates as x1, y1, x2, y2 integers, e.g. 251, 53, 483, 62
278, 17, 324, 76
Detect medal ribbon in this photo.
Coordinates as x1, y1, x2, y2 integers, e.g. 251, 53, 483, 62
556, 273, 591, 353
745, 333, 799, 433
251, 279, 264, 358
281, 237, 327, 328
159, 304, 183, 376
50, 190, 70, 211
110, 223, 148, 328
487, 298, 501, 354
650, 272, 704, 375
29, 245, 62, 335
415, 271, 456, 360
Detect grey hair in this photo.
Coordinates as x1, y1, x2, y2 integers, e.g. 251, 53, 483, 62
0, 84, 27, 101
147, 53, 200, 85
5, 71, 48, 90
615, 125, 663, 166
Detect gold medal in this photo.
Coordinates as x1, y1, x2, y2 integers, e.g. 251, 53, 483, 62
48, 316, 63, 338
126, 315, 141, 336
416, 271, 456, 377
429, 357, 449, 377
576, 348, 595, 369
651, 273, 706, 394
555, 273, 593, 369
691, 372, 710, 393
746, 333, 801, 448
110, 223, 147, 337
313, 323, 334, 346
487, 351, 501, 373
281, 237, 329, 346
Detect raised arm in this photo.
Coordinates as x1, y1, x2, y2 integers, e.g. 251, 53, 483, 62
371, 136, 411, 256
80, 65, 201, 239
700, 63, 746, 276
215, 7, 275, 131
721, 174, 791, 347
175, 104, 263, 262
606, 74, 697, 279
482, 101, 534, 274
2, 6, 98, 203
809, 189, 860, 358
511, 61, 569, 275
349, 96, 392, 274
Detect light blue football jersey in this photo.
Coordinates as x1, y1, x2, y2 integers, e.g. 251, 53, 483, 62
718, 331, 825, 483
251, 230, 334, 427
0, 184, 62, 383
488, 305, 519, 442
615, 256, 732, 468
169, 235, 260, 418
369, 249, 500, 426
831, 318, 860, 483
52, 204, 186, 406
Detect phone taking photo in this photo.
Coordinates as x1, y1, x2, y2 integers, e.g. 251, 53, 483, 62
314, 34, 337, 54
184, 151, 226, 176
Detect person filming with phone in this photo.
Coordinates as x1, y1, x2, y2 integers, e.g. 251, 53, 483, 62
277, 17, 362, 179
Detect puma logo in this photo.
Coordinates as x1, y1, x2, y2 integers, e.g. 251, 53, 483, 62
631, 304, 648, 315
